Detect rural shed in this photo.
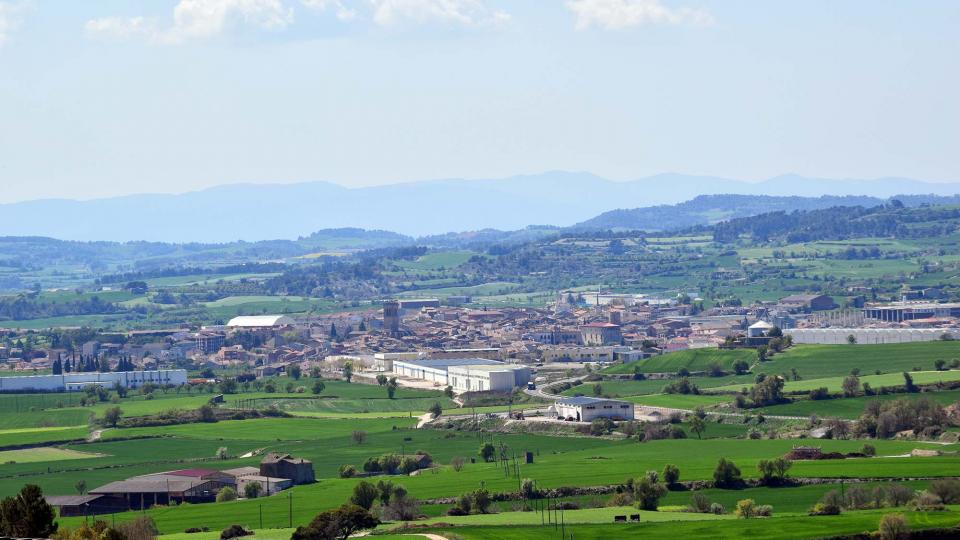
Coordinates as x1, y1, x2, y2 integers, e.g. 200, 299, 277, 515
552, 396, 635, 422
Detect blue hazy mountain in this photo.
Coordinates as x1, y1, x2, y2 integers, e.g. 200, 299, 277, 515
0, 171, 957, 242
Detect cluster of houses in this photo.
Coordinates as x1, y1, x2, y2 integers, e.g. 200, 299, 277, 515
46, 453, 314, 516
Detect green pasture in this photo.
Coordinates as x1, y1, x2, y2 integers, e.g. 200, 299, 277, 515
711, 370, 960, 394
604, 349, 756, 375
429, 508, 960, 540
0, 425, 88, 448
52, 435, 959, 533
754, 389, 960, 419
754, 342, 960, 379
626, 393, 732, 410
419, 506, 730, 526
0, 447, 101, 464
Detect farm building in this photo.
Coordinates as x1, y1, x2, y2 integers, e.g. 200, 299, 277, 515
392, 358, 528, 390
446, 364, 531, 392
226, 315, 296, 328
552, 396, 635, 422
223, 466, 294, 495
0, 369, 188, 393
260, 453, 315, 484
45, 495, 128, 517
86, 469, 232, 510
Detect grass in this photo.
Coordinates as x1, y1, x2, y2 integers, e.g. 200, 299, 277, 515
711, 370, 960, 394
624, 393, 732, 410
51, 436, 959, 533
604, 349, 756, 375
0, 425, 88, 448
427, 508, 960, 540
0, 447, 101, 463
754, 342, 960, 379
755, 389, 960, 419
418, 506, 731, 526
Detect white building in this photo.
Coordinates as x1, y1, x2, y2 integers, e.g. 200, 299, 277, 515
392, 358, 527, 390
552, 396, 635, 422
226, 315, 296, 328
0, 370, 188, 393
373, 352, 425, 372
447, 364, 531, 392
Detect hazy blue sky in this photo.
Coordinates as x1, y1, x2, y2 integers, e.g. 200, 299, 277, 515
0, 0, 957, 202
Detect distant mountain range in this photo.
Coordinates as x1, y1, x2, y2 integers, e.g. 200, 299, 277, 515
1, 172, 958, 242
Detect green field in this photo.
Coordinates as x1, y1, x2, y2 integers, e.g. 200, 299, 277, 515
420, 506, 731, 526
0, 447, 102, 463
754, 342, 960, 379
604, 349, 757, 374
755, 389, 960, 419
711, 369, 960, 394
428, 508, 960, 540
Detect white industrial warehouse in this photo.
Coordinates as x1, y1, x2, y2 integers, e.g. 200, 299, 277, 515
551, 396, 635, 422
226, 315, 296, 328
392, 358, 530, 392
0, 370, 188, 392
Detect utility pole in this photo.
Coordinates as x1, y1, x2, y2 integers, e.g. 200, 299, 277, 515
288, 491, 292, 528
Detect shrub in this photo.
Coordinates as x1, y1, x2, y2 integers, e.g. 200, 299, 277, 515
479, 443, 495, 462
928, 478, 960, 504
606, 492, 633, 507
219, 525, 252, 540
450, 456, 465, 472
861, 444, 876, 457
878, 513, 909, 540
886, 484, 914, 507
115, 516, 159, 540
633, 473, 667, 511
712, 458, 742, 489
338, 464, 357, 478
350, 481, 379, 510
912, 491, 945, 511
734, 499, 757, 519
215, 487, 237, 503
243, 481, 262, 499
709, 502, 725, 515
291, 504, 379, 540
590, 417, 616, 436
689, 492, 711, 513
755, 505, 773, 517
662, 464, 680, 485
809, 490, 842, 515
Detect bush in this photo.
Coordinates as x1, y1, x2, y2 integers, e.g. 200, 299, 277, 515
878, 513, 909, 540
755, 505, 773, 517
809, 490, 842, 515
446, 507, 468, 516
689, 492, 711, 513
633, 473, 667, 511
861, 444, 877, 457
215, 487, 237, 503
928, 478, 960, 504
712, 458, 742, 489
709, 502, 726, 515
606, 492, 633, 507
662, 464, 680, 485
479, 443, 495, 462
350, 481, 379, 510
912, 491, 945, 511
886, 484, 914, 507
590, 417, 615, 436
734, 499, 757, 519
338, 464, 357, 478
219, 525, 252, 540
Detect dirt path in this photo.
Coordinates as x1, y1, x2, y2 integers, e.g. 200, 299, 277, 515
416, 412, 435, 429
87, 429, 106, 442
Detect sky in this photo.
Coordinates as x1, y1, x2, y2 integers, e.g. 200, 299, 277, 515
0, 0, 958, 203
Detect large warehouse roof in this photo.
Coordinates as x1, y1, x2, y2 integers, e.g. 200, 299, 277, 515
226, 315, 295, 328
396, 358, 503, 369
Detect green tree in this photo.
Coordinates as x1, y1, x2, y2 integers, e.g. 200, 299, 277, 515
479, 443, 495, 462
713, 458, 742, 488
690, 416, 706, 439
0, 485, 58, 538
662, 464, 680, 485
633, 473, 667, 511
215, 487, 237, 502
288, 365, 302, 380
244, 481, 263, 499
291, 504, 379, 540
342, 361, 353, 382
101, 406, 123, 428
349, 481, 379, 510
429, 402, 442, 418
312, 380, 326, 395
